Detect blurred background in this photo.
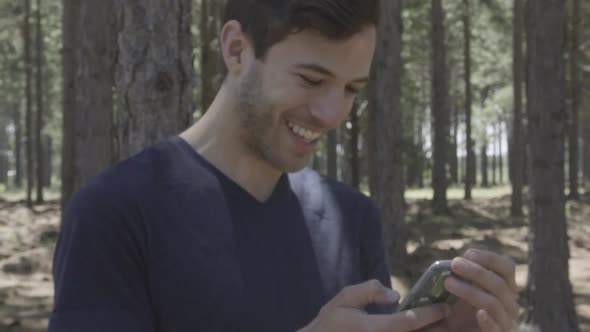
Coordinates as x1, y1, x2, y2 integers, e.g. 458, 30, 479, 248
0, 0, 588, 331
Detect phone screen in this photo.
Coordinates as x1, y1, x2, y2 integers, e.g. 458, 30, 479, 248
397, 260, 457, 311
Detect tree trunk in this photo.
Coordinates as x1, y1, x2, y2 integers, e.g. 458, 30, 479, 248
431, 0, 450, 215
511, 0, 525, 216
35, 0, 44, 204
567, 0, 580, 200
12, 102, 22, 188
481, 145, 488, 187
463, 0, 474, 200
417, 125, 425, 189
450, 102, 459, 184
60, 0, 79, 212
499, 120, 504, 184
24, 0, 34, 207
44, 135, 52, 187
0, 121, 7, 185
326, 130, 338, 179
115, 0, 195, 159
492, 139, 497, 186
72, 0, 116, 195
373, 0, 406, 267
584, 110, 590, 188
200, 0, 224, 115
524, 0, 580, 330
349, 101, 360, 189
367, 70, 378, 196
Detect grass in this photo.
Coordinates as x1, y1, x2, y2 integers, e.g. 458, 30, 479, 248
406, 185, 513, 200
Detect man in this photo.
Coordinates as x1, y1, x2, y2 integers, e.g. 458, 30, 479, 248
49, 0, 519, 331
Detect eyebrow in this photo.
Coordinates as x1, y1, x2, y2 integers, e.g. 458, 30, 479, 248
294, 63, 369, 84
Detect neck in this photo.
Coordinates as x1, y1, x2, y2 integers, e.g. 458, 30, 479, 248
180, 85, 283, 202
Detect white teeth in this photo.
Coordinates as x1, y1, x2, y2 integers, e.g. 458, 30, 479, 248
287, 121, 320, 142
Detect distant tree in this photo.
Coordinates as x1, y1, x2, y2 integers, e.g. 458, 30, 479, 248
431, 0, 451, 215
348, 101, 360, 189
463, 0, 475, 200
568, 0, 580, 200
511, 0, 524, 216
24, 0, 34, 207
35, 0, 45, 204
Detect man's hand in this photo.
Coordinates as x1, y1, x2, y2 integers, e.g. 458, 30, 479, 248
440, 248, 520, 332
299, 279, 451, 332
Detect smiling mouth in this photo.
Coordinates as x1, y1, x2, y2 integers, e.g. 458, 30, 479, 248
286, 120, 321, 143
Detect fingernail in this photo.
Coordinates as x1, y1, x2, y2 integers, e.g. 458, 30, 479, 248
465, 249, 478, 260
454, 258, 468, 272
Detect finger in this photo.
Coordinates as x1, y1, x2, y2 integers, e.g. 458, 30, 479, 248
372, 304, 450, 332
464, 249, 518, 293
451, 257, 520, 319
416, 321, 448, 332
333, 280, 399, 309
477, 309, 502, 332
445, 276, 513, 331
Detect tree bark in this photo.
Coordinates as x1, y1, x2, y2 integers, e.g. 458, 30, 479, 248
373, 0, 406, 267
431, 0, 450, 215
567, 0, 580, 200
511, 0, 525, 216
60, 0, 79, 212
73, 0, 116, 193
524, 0, 580, 330
115, 0, 195, 159
24, 0, 34, 207
35, 0, 44, 204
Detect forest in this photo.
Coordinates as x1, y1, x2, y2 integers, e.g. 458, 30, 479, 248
0, 0, 589, 331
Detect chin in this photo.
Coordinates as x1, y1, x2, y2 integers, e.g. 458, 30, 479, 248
275, 156, 311, 173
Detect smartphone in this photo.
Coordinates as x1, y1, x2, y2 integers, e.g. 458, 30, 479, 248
397, 260, 458, 312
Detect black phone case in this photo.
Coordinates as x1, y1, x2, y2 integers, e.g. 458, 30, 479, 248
397, 260, 458, 312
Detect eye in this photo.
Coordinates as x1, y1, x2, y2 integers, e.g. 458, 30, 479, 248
346, 86, 361, 95
298, 74, 323, 86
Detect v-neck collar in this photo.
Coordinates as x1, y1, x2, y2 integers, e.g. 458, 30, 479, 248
172, 136, 291, 207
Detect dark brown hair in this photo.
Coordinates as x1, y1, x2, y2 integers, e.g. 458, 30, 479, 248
224, 0, 380, 59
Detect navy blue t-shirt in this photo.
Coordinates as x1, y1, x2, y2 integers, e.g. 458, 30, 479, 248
49, 136, 391, 332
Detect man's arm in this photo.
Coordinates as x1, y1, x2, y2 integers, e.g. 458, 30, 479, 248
49, 183, 155, 332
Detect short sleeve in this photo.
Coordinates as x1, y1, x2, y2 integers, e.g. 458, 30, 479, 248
48, 182, 155, 332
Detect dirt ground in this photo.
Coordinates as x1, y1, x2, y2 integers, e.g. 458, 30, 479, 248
0, 193, 588, 331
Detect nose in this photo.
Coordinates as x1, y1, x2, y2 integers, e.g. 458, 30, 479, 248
309, 88, 352, 129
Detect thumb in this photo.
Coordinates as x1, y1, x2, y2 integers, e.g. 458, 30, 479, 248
332, 280, 400, 309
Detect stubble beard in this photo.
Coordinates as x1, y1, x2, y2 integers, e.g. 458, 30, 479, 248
237, 64, 284, 172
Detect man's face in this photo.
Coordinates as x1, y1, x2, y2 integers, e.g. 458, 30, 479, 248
235, 26, 377, 173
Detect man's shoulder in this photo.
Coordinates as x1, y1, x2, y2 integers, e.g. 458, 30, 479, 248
71, 137, 217, 210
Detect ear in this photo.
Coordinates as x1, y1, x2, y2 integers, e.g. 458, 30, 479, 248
220, 20, 253, 77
